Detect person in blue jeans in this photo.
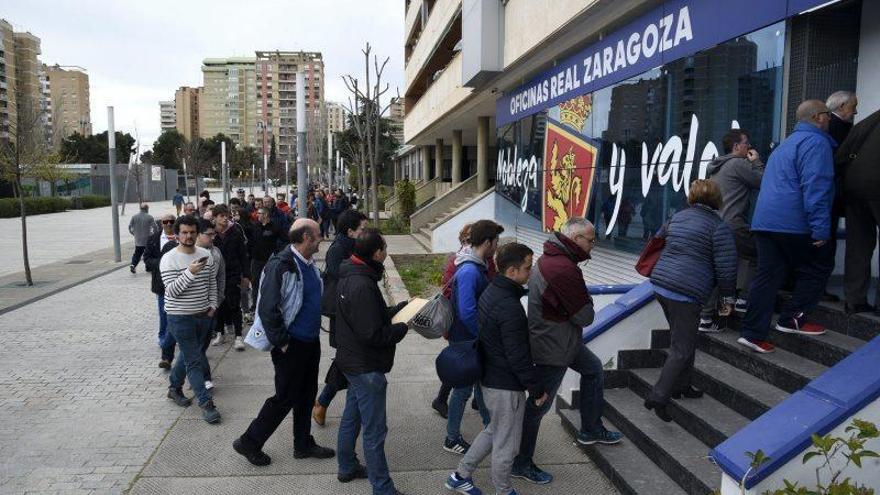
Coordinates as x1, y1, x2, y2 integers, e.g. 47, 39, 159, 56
445, 220, 504, 455
512, 219, 622, 485
334, 228, 409, 494
143, 214, 178, 369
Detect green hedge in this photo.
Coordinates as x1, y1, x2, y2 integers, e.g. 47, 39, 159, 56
78, 195, 111, 209
0, 197, 71, 218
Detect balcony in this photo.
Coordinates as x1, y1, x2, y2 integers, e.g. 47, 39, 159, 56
404, 51, 471, 142
405, 0, 460, 92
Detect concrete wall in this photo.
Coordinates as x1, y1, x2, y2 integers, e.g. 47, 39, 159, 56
501, 0, 598, 67
405, 0, 461, 93
720, 396, 880, 494
431, 188, 496, 252
405, 51, 473, 142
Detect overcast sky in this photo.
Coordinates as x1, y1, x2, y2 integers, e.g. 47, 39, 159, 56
3, 0, 404, 153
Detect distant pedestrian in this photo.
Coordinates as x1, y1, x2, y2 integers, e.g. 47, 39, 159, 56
233, 219, 334, 466
183, 202, 196, 217
248, 207, 285, 313
841, 108, 880, 314
700, 129, 764, 331
444, 220, 503, 455
335, 228, 409, 494
172, 189, 185, 216
210, 205, 250, 351
160, 215, 221, 424
143, 213, 178, 369
512, 218, 621, 486
196, 219, 225, 391
445, 242, 547, 495
128, 203, 157, 274
647, 180, 736, 422
739, 100, 835, 354
313, 209, 368, 426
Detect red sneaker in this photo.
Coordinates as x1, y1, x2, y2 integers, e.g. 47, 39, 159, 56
774, 312, 827, 335
737, 337, 776, 353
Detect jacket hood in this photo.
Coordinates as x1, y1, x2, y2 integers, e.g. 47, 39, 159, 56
339, 255, 383, 281
706, 153, 739, 177
454, 245, 487, 268
544, 232, 589, 263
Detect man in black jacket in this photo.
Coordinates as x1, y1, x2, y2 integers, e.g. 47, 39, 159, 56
211, 204, 251, 350
248, 206, 285, 311
313, 209, 367, 426
335, 228, 409, 494
444, 242, 547, 495
143, 213, 179, 369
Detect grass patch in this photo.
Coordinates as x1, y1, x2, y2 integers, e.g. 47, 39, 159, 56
391, 254, 448, 298
372, 216, 410, 235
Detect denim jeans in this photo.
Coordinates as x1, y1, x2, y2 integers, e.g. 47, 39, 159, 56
338, 372, 395, 495
317, 382, 339, 408
446, 384, 490, 442
513, 344, 604, 469
157, 295, 176, 362
168, 314, 213, 406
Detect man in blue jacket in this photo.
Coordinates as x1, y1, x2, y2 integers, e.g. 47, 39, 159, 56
444, 219, 504, 456
739, 100, 835, 354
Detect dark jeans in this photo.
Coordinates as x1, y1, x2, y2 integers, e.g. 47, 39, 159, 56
318, 360, 347, 407
202, 318, 215, 381
168, 314, 213, 405
650, 295, 702, 403
741, 232, 834, 341
242, 340, 320, 451
447, 384, 490, 442
131, 245, 146, 267
436, 382, 452, 403
157, 295, 176, 362
215, 287, 243, 337
338, 371, 395, 495
320, 217, 332, 238
250, 259, 267, 311
844, 199, 880, 307
513, 344, 604, 470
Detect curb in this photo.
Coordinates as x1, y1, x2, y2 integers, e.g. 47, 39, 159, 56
382, 255, 411, 305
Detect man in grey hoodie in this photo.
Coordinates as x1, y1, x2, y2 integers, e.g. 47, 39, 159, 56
129, 203, 158, 274
699, 129, 764, 331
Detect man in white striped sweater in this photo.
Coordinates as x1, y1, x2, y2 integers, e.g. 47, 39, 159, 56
160, 215, 222, 424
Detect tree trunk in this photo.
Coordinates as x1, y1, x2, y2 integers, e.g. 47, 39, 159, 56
15, 179, 33, 286
370, 160, 379, 224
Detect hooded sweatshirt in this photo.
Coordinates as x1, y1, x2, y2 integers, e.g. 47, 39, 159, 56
706, 153, 764, 230
448, 247, 489, 342
528, 233, 594, 367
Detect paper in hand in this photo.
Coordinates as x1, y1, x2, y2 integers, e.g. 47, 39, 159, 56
391, 298, 429, 325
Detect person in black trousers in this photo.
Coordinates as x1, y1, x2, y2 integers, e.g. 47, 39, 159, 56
233, 219, 334, 466
312, 209, 367, 426
210, 204, 251, 350
248, 206, 285, 310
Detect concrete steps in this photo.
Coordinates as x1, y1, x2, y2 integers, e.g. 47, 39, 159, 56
557, 302, 880, 495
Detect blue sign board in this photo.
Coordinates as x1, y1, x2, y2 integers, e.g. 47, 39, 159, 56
495, 0, 833, 127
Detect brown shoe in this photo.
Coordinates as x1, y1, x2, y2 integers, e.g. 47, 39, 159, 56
312, 402, 327, 426
158, 359, 171, 369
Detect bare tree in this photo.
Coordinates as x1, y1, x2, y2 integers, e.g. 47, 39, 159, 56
342, 42, 396, 223
0, 96, 60, 286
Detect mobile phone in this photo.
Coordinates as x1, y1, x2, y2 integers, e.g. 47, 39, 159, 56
197, 256, 209, 263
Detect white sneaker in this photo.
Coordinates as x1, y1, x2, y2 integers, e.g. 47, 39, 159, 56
234, 337, 245, 351
698, 318, 723, 333
205, 380, 215, 390
734, 299, 748, 314
211, 334, 226, 346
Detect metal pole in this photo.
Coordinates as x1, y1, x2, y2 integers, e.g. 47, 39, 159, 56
284, 159, 289, 201
296, 71, 307, 219
336, 150, 340, 188
327, 128, 333, 186
250, 163, 254, 196
221, 141, 228, 204
107, 107, 121, 262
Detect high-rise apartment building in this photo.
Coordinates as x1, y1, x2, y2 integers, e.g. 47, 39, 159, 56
13, 31, 41, 114
45, 64, 91, 140
199, 57, 257, 147
174, 86, 201, 140
255, 50, 325, 169
388, 96, 404, 144
159, 100, 176, 132
326, 101, 348, 134
0, 20, 16, 141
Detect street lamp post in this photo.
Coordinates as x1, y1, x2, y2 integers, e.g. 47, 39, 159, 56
107, 106, 121, 262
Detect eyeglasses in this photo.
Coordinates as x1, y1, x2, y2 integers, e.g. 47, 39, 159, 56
202, 232, 216, 237
162, 220, 174, 224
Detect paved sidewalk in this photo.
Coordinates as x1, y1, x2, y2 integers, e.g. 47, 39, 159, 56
0, 233, 616, 495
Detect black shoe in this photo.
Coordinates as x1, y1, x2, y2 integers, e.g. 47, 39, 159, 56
294, 442, 335, 459
337, 463, 368, 482
670, 385, 704, 399
129, 265, 136, 274
846, 303, 876, 314
158, 359, 171, 369
432, 398, 449, 419
200, 400, 221, 424
167, 387, 192, 407
644, 399, 672, 422
233, 437, 271, 466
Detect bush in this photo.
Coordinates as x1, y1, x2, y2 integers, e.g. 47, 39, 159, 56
0, 196, 71, 218
395, 180, 416, 220
78, 195, 111, 209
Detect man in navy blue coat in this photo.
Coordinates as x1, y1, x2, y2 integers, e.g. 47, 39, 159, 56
739, 100, 836, 354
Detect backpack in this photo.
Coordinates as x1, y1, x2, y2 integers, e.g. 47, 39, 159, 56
435, 339, 481, 388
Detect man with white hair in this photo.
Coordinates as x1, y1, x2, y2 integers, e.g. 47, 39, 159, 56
512, 217, 622, 486
826, 91, 858, 145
